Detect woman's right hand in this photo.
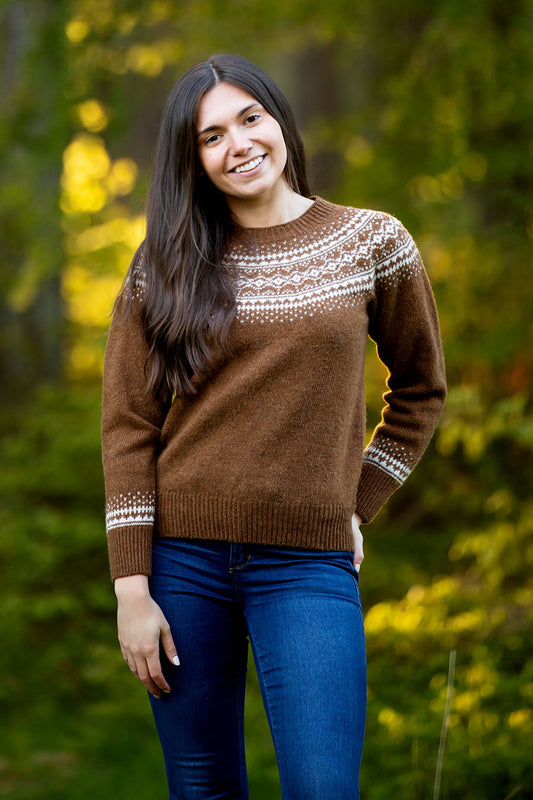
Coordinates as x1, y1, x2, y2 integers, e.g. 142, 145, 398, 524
115, 575, 180, 698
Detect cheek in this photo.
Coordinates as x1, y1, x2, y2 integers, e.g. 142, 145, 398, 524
272, 125, 288, 167
277, 138, 288, 173
198, 151, 222, 184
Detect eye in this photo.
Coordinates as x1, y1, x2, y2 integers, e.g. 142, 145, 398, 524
244, 112, 261, 125
203, 133, 222, 146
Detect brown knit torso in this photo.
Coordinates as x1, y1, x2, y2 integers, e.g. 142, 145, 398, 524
102, 198, 446, 579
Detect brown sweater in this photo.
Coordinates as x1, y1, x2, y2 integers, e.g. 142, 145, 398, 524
102, 197, 446, 580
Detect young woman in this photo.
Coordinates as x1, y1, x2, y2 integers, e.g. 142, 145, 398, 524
102, 54, 446, 799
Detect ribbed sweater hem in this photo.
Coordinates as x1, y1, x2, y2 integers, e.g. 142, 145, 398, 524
157, 491, 354, 548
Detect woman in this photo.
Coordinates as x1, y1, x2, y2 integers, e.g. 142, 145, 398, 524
102, 54, 446, 799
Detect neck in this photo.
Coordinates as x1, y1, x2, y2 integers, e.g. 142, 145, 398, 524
227, 183, 314, 229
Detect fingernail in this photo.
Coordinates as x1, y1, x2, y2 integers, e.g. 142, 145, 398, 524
172, 655, 180, 666
163, 688, 171, 694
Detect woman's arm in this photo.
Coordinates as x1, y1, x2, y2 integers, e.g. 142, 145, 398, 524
355, 214, 446, 522
101, 266, 170, 580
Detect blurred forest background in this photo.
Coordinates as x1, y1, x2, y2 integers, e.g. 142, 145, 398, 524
1, 0, 532, 798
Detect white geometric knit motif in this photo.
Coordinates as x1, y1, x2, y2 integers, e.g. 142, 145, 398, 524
374, 214, 422, 287
226, 208, 423, 324
362, 438, 416, 484
106, 490, 155, 532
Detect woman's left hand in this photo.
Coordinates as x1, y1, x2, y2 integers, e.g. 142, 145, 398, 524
351, 513, 364, 572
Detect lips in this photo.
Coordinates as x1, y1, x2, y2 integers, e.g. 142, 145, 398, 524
231, 154, 266, 174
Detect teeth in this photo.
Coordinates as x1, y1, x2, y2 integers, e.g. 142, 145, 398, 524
234, 156, 264, 174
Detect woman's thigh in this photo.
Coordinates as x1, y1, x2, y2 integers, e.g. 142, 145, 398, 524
148, 538, 249, 800
237, 547, 366, 800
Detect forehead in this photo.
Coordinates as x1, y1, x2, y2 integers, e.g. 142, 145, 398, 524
196, 82, 260, 130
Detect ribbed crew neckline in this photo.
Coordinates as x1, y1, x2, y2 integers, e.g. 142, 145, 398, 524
234, 196, 335, 244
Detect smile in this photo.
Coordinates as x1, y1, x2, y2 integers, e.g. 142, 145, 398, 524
232, 155, 265, 174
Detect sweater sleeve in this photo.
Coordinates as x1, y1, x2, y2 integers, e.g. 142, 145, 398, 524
355, 214, 446, 523
101, 254, 170, 579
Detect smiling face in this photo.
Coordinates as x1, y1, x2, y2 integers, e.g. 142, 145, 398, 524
196, 82, 289, 212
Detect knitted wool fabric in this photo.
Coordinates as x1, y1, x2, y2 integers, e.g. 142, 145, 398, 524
102, 197, 446, 580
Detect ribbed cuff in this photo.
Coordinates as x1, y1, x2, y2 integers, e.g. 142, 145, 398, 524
355, 462, 402, 523
107, 526, 153, 580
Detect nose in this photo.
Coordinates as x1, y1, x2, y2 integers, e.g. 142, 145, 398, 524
228, 128, 252, 156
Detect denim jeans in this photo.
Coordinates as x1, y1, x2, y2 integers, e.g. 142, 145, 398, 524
148, 537, 366, 800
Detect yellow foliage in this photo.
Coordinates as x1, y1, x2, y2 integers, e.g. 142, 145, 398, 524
65, 18, 89, 43
60, 135, 138, 216
105, 159, 138, 196
64, 135, 110, 180
466, 663, 498, 688
394, 605, 425, 634
406, 584, 426, 603
67, 216, 145, 256
455, 690, 480, 714
126, 44, 164, 76
77, 100, 110, 133
508, 709, 532, 730
424, 243, 452, 280
364, 602, 393, 635
116, 13, 138, 35
377, 707, 404, 735
428, 576, 457, 600
149, 1, 172, 22
67, 342, 104, 379
61, 135, 111, 214
447, 609, 485, 634
62, 264, 122, 328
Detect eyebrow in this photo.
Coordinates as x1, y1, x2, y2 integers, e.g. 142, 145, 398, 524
197, 103, 261, 137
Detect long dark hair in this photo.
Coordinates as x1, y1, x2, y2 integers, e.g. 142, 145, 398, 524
124, 53, 310, 399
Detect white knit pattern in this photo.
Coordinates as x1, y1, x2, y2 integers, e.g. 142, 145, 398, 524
122, 250, 146, 302
226, 208, 423, 324
362, 438, 416, 484
106, 490, 155, 532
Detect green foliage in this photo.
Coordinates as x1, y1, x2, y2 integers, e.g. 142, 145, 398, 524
1, 0, 532, 797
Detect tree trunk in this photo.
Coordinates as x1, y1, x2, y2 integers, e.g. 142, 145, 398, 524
0, 1, 69, 402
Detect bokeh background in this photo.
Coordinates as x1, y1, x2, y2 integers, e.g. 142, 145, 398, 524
1, 1, 532, 798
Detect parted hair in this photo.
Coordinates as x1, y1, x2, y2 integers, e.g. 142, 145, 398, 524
123, 53, 310, 399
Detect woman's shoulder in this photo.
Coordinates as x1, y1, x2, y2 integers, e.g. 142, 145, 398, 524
319, 197, 411, 235
315, 197, 418, 256
315, 199, 425, 288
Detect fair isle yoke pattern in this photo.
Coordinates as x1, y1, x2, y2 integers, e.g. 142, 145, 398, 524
227, 208, 423, 324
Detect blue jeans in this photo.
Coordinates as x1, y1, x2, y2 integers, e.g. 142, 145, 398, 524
148, 538, 366, 799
